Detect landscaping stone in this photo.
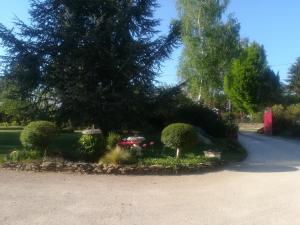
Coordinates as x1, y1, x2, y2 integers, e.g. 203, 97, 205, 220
41, 162, 56, 171
0, 159, 224, 175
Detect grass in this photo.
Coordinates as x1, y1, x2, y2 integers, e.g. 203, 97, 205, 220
0, 127, 81, 162
0, 127, 23, 162
0, 127, 247, 167
137, 133, 247, 167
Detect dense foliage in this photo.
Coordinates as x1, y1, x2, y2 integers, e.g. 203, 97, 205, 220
148, 85, 235, 137
174, 104, 229, 137
106, 132, 122, 150
287, 57, 300, 96
224, 42, 281, 113
20, 121, 56, 153
161, 123, 198, 157
78, 133, 105, 162
272, 104, 300, 136
0, 0, 179, 130
177, 0, 240, 106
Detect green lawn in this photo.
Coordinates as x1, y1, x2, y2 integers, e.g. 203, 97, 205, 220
0, 127, 23, 161
0, 127, 81, 161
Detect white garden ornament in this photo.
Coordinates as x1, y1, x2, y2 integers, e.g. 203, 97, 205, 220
126, 136, 145, 143
82, 127, 102, 135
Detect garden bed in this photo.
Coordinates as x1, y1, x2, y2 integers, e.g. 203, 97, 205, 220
0, 126, 247, 175
1, 159, 225, 175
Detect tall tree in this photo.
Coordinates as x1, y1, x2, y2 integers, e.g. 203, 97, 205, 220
224, 42, 281, 113
177, 0, 240, 106
0, 0, 179, 129
287, 57, 300, 96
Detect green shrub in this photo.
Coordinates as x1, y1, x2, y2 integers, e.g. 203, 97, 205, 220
174, 104, 228, 137
161, 123, 198, 158
272, 104, 300, 136
20, 121, 56, 153
8, 149, 41, 161
100, 146, 132, 165
78, 133, 105, 162
106, 132, 121, 150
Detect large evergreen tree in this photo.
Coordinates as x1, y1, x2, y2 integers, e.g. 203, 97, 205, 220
177, 0, 240, 106
0, 0, 179, 129
224, 42, 281, 113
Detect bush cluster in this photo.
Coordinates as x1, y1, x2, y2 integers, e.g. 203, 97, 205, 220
149, 91, 234, 137
20, 121, 56, 153
78, 133, 105, 162
106, 132, 121, 150
272, 104, 300, 136
174, 104, 230, 137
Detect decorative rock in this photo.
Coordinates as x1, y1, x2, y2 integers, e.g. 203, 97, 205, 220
41, 161, 56, 171
82, 128, 102, 135
1, 158, 223, 175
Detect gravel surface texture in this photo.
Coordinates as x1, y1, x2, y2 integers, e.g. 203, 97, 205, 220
1, 132, 300, 225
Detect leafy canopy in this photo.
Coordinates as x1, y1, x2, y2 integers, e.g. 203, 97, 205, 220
177, 0, 240, 106
224, 42, 281, 113
0, 0, 180, 129
287, 57, 300, 96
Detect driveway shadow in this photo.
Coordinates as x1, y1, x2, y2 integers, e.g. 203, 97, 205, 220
228, 132, 300, 173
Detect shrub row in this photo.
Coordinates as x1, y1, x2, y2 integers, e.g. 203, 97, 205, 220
272, 104, 300, 136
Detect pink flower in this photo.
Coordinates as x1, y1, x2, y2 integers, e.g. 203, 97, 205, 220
149, 141, 154, 145
142, 144, 147, 148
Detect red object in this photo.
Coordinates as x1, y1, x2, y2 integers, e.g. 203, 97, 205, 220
264, 109, 272, 135
118, 140, 139, 148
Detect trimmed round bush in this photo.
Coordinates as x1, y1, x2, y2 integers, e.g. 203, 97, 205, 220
78, 134, 105, 162
161, 123, 198, 158
20, 121, 56, 153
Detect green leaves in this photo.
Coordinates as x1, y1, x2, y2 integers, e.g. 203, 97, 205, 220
0, 0, 179, 130
224, 42, 281, 113
287, 57, 300, 95
177, 0, 240, 105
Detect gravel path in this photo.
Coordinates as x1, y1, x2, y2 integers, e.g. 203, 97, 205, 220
1, 132, 300, 225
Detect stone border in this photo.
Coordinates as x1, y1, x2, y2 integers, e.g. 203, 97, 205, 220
1, 160, 225, 175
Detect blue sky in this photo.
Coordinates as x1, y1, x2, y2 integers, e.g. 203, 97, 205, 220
1, 0, 300, 85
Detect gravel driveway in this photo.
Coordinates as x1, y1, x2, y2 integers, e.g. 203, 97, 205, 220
1, 132, 300, 225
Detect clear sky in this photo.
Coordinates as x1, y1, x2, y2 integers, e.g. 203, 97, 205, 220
1, 0, 300, 85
